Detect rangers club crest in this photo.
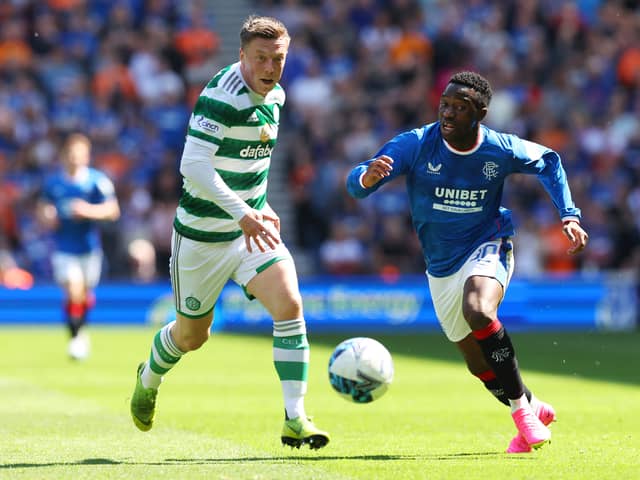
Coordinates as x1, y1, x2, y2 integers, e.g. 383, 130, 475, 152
482, 161, 499, 180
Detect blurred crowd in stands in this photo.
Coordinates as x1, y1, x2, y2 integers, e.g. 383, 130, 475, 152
0, 0, 219, 285
264, 0, 640, 278
0, 0, 639, 287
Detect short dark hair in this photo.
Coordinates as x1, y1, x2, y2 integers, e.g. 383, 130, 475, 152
240, 15, 289, 48
449, 71, 492, 108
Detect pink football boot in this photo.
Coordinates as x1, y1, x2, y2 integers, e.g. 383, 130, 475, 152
506, 401, 556, 453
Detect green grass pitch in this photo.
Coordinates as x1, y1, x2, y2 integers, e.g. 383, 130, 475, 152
1, 326, 638, 479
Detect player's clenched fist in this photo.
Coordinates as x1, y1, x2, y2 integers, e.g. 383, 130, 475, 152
362, 155, 394, 188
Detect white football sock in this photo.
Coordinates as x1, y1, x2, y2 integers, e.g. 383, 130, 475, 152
509, 393, 530, 413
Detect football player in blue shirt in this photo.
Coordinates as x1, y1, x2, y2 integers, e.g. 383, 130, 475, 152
346, 71, 588, 453
37, 133, 120, 360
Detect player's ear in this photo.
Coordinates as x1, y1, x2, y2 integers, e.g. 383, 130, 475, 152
477, 106, 488, 122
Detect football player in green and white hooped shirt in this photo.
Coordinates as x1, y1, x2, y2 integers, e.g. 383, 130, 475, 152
129, 15, 330, 450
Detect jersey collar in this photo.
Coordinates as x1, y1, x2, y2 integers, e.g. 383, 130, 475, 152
64, 166, 90, 182
442, 127, 484, 155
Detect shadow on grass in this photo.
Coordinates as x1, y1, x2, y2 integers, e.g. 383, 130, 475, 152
307, 330, 640, 387
2, 451, 533, 469
2, 458, 122, 469
162, 451, 515, 463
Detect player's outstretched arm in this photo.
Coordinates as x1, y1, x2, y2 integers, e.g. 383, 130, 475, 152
69, 198, 120, 221
562, 220, 589, 255
362, 155, 394, 188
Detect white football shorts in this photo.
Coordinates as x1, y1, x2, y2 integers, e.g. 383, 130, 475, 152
51, 250, 103, 288
169, 229, 293, 318
427, 238, 514, 342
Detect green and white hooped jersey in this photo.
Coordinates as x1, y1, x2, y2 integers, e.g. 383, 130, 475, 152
174, 62, 284, 242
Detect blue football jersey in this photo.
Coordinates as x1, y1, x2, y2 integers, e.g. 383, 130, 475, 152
346, 123, 581, 277
42, 167, 116, 254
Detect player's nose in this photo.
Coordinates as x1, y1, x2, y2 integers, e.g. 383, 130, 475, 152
441, 105, 455, 119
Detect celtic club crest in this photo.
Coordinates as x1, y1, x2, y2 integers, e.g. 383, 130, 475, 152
185, 296, 201, 311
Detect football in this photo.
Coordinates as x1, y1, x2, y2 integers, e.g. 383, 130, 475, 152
328, 337, 394, 403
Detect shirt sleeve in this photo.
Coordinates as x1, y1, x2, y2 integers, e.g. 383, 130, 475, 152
346, 129, 419, 199
179, 137, 252, 221
511, 138, 582, 220
95, 173, 116, 202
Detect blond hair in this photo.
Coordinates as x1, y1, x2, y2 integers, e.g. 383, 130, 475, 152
240, 15, 289, 47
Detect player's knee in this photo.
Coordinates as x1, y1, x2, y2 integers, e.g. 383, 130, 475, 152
462, 301, 497, 330
283, 296, 304, 319
270, 292, 303, 320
